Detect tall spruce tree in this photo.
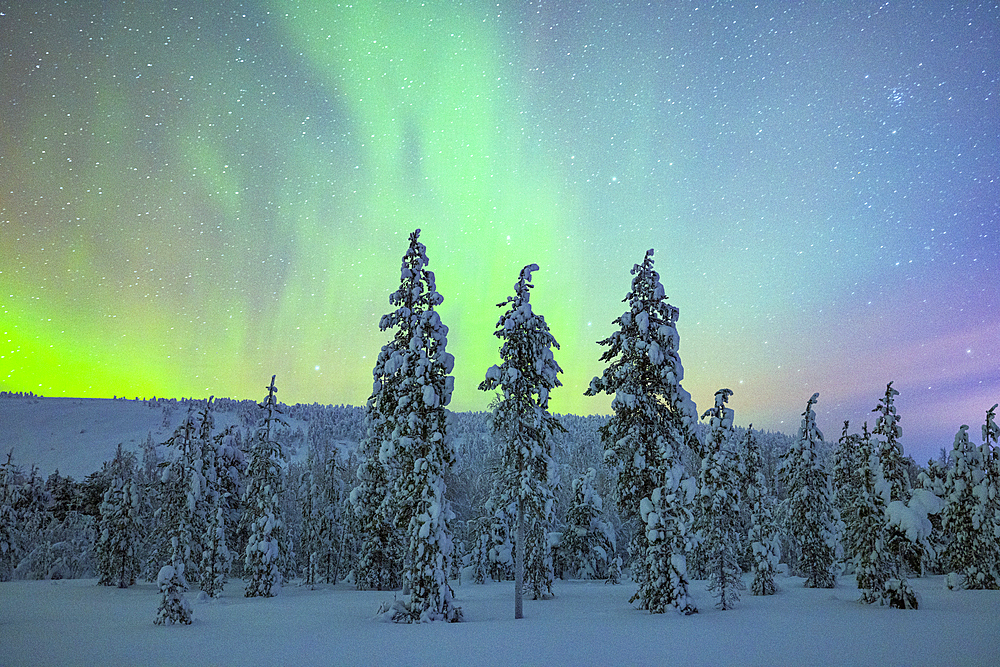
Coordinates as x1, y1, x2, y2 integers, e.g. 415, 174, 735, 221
744, 427, 780, 595
153, 403, 206, 625
300, 440, 344, 588
870, 383, 920, 607
214, 426, 245, 579
373, 229, 461, 623
199, 405, 232, 599
872, 382, 910, 503
975, 404, 1000, 589
942, 425, 981, 586
0, 451, 17, 582
350, 417, 401, 590
779, 393, 838, 588
943, 405, 1000, 590
97, 443, 141, 588
242, 375, 287, 598
479, 264, 563, 617
300, 454, 323, 589
833, 421, 863, 569
849, 424, 891, 603
697, 389, 745, 610
585, 249, 698, 614
157, 403, 201, 590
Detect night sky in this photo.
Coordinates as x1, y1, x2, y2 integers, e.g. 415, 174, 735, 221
2, 1, 997, 464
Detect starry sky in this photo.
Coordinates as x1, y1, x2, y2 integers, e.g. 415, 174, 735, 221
2, 1, 997, 465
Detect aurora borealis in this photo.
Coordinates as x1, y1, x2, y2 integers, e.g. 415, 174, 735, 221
2, 1, 997, 464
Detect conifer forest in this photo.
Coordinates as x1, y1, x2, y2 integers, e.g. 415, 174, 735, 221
3, 239, 998, 638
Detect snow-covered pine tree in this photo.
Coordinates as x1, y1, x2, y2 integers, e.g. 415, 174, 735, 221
697, 389, 745, 610
373, 229, 461, 623
242, 375, 288, 598
479, 263, 563, 616
97, 443, 141, 588
744, 426, 780, 595
779, 393, 838, 588
561, 468, 616, 580
585, 249, 698, 615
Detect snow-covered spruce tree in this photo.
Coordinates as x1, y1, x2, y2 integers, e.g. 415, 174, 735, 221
779, 393, 838, 588
373, 229, 461, 623
155, 402, 200, 605
941, 424, 981, 587
585, 248, 698, 615
200, 500, 230, 598
152, 403, 200, 626
199, 410, 232, 598
833, 421, 864, 570
0, 450, 20, 581
479, 263, 563, 616
917, 456, 948, 574
697, 389, 745, 610
870, 383, 921, 605
242, 375, 288, 598
97, 443, 141, 588
300, 440, 344, 589
474, 495, 516, 583
154, 561, 193, 625
466, 515, 493, 584
942, 405, 1000, 591
849, 424, 892, 603
211, 426, 245, 579
299, 464, 321, 589
974, 404, 1000, 589
351, 308, 407, 591
350, 436, 401, 590
317, 444, 346, 585
561, 468, 616, 580
744, 427, 780, 595
872, 382, 910, 503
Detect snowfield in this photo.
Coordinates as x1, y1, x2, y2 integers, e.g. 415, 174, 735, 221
0, 398, 246, 480
3, 572, 998, 666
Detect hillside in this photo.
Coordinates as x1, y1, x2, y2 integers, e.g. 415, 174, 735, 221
1, 397, 248, 479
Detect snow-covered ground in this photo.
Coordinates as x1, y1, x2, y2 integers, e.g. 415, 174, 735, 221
4, 396, 998, 665
0, 398, 172, 479
0, 397, 250, 479
3, 572, 998, 666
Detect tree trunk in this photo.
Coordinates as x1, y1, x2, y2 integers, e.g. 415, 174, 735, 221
515, 495, 524, 619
